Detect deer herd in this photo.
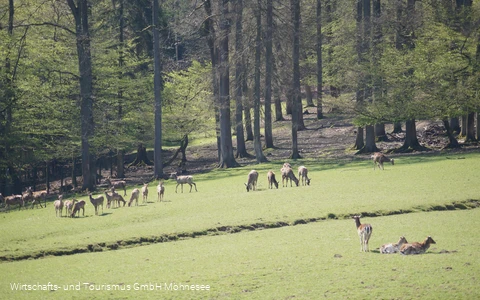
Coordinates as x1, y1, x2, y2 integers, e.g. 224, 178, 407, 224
1, 152, 436, 254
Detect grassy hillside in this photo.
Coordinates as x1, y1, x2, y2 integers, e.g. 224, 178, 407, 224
0, 209, 478, 299
0, 152, 479, 262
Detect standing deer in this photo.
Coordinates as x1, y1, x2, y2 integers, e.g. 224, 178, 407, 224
352, 215, 373, 252
141, 183, 149, 203
371, 152, 394, 170
54, 195, 64, 217
89, 193, 104, 216
170, 173, 197, 193
157, 182, 165, 202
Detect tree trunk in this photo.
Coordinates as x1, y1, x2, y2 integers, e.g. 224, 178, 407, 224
234, 0, 249, 158
450, 117, 460, 134
204, 0, 222, 159
395, 119, 428, 152
477, 113, 480, 141
218, 0, 239, 168
316, 0, 324, 119
375, 123, 388, 141
305, 86, 314, 107
67, 0, 95, 191
116, 150, 125, 178
290, 0, 302, 159
254, 3, 268, 163
442, 119, 460, 148
264, 0, 274, 149
272, 55, 284, 121
244, 86, 254, 141
465, 112, 476, 142
130, 143, 153, 166
392, 122, 403, 133
461, 115, 467, 136
353, 127, 364, 150
153, 0, 163, 178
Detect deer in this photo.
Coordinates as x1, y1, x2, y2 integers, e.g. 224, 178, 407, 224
53, 195, 64, 217
64, 199, 77, 216
281, 167, 299, 187
106, 188, 126, 208
104, 178, 127, 196
141, 183, 149, 203
297, 166, 311, 186
371, 152, 394, 170
245, 170, 259, 192
352, 215, 373, 252
89, 193, 104, 216
128, 188, 140, 207
380, 236, 408, 254
267, 171, 279, 189
157, 182, 165, 202
400, 236, 436, 255
70, 200, 86, 218
22, 187, 44, 209
1, 193, 24, 211
170, 172, 197, 193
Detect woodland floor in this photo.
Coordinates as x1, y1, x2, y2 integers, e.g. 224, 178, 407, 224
120, 108, 479, 186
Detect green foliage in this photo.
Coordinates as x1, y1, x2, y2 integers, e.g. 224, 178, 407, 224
162, 61, 214, 142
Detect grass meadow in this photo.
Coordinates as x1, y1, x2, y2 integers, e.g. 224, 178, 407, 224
0, 151, 479, 299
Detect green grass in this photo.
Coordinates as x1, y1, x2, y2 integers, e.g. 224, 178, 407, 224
1, 152, 479, 261
0, 152, 480, 298
0, 209, 478, 299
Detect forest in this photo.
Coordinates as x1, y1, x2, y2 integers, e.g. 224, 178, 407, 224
0, 0, 479, 195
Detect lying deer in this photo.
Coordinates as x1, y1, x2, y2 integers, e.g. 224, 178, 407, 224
400, 236, 436, 255
380, 236, 408, 254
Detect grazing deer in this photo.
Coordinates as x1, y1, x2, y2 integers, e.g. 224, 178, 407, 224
64, 199, 77, 216
170, 173, 197, 193
245, 170, 259, 192
352, 215, 373, 252
400, 236, 436, 255
128, 188, 140, 207
70, 200, 86, 218
371, 152, 394, 170
281, 167, 299, 187
157, 182, 165, 202
380, 236, 408, 254
267, 171, 279, 189
298, 166, 311, 186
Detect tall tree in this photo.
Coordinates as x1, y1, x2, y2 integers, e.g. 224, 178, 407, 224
254, 1, 268, 163
353, 0, 365, 150
234, 0, 249, 158
153, 0, 163, 178
290, 0, 301, 159
218, 0, 238, 168
316, 0, 324, 119
399, 0, 425, 152
66, 0, 95, 190
264, 0, 274, 148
